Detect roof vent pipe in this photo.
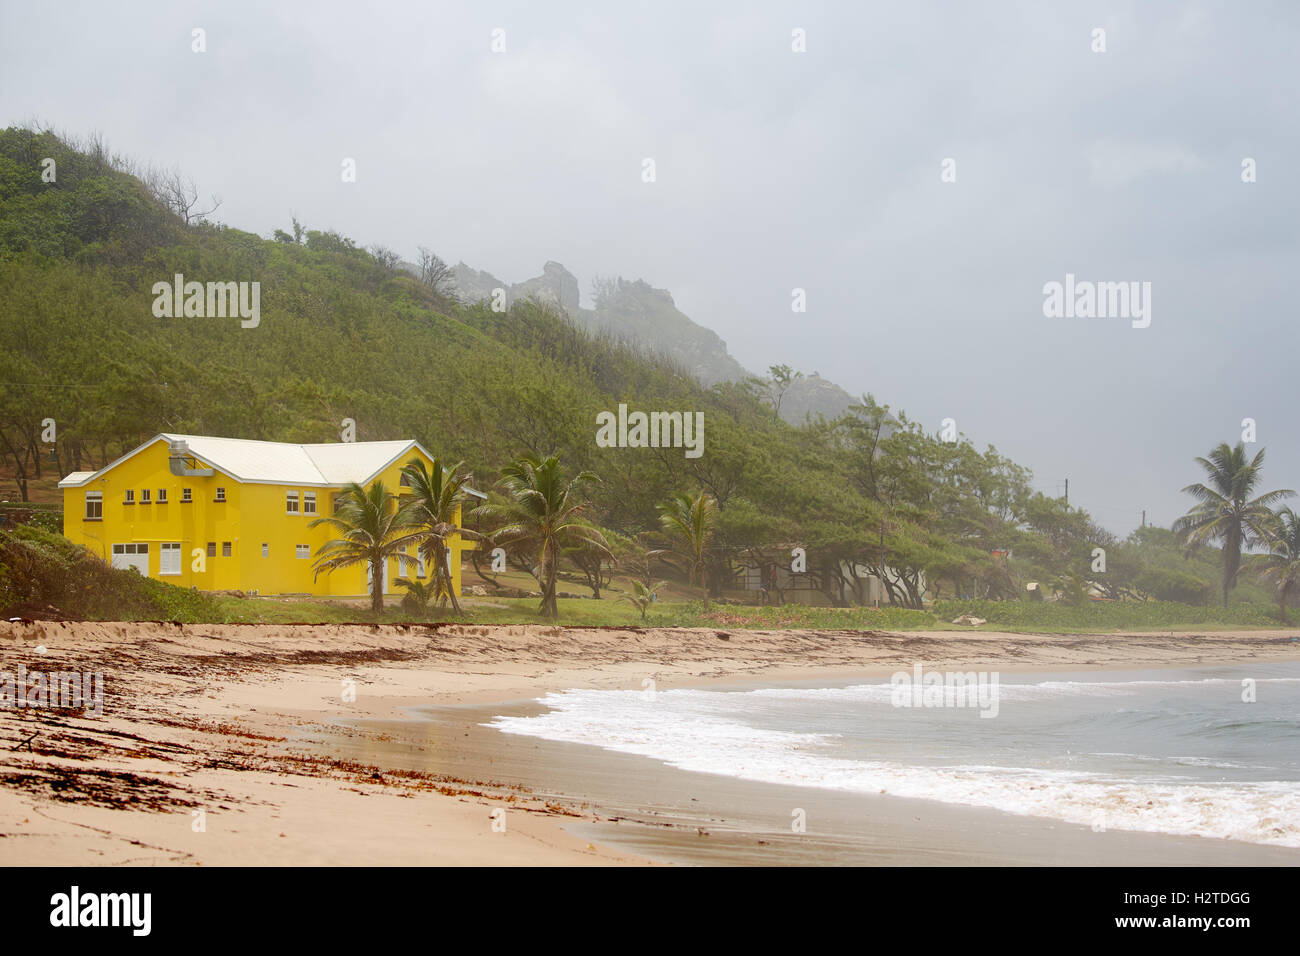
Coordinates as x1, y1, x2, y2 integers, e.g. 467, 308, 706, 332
168, 440, 215, 477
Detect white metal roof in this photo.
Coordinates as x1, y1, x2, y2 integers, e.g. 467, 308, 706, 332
301, 441, 414, 484
58, 434, 469, 490
153, 434, 420, 486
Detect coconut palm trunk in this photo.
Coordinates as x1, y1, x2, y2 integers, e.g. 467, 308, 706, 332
540, 540, 560, 619
435, 540, 460, 615
368, 559, 385, 614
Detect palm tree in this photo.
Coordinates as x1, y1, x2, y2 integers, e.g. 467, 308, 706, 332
400, 458, 485, 616
657, 490, 717, 607
309, 481, 414, 614
479, 455, 610, 620
395, 576, 439, 618
621, 579, 666, 621
1172, 443, 1294, 607
1261, 508, 1300, 624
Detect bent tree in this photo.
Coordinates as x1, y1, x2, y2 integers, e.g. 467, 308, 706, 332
1173, 443, 1293, 608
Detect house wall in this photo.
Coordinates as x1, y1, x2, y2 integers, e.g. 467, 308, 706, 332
737, 558, 903, 606
61, 440, 468, 597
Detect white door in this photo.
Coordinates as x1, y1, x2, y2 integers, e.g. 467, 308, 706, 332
111, 543, 149, 574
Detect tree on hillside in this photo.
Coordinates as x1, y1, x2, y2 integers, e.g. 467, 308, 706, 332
417, 247, 455, 300
144, 165, 221, 225
1172, 443, 1294, 607
370, 244, 401, 274
658, 489, 718, 606
481, 455, 610, 620
1261, 507, 1300, 623
309, 481, 415, 614
767, 364, 803, 422
305, 229, 358, 254
399, 457, 485, 615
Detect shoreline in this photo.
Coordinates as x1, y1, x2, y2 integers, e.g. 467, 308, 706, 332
2, 620, 1298, 865
321, 691, 1300, 867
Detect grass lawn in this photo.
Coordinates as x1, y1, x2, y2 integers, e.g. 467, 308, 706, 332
204, 590, 1293, 633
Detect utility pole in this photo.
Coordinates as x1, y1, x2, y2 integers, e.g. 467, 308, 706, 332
1142, 510, 1146, 528
1063, 478, 1068, 506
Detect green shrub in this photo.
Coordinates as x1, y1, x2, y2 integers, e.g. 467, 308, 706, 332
0, 525, 221, 621
1134, 567, 1213, 605
931, 598, 1277, 630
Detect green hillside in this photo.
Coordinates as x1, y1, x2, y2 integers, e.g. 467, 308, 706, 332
0, 125, 1295, 624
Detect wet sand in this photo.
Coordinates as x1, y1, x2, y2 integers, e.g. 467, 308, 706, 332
306, 689, 1300, 866
2, 619, 1298, 865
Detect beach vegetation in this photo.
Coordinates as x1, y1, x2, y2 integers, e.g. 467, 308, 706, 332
1172, 443, 1294, 607
308, 481, 415, 614
399, 457, 483, 615
478, 455, 610, 620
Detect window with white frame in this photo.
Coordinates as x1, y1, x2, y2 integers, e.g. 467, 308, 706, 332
160, 542, 181, 575
222, 541, 232, 557
85, 491, 102, 519
296, 544, 309, 559
261, 543, 268, 558
286, 491, 299, 514
140, 489, 151, 504
417, 552, 426, 578
157, 488, 167, 503
181, 487, 192, 502
215, 487, 226, 502
123, 489, 134, 505
303, 491, 316, 515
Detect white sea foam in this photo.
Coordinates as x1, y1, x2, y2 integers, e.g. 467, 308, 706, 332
747, 677, 1300, 703
486, 685, 1300, 847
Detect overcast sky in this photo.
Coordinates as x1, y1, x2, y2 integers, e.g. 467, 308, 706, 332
2, 0, 1296, 532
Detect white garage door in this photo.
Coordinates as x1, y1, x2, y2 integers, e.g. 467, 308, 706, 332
111, 543, 149, 574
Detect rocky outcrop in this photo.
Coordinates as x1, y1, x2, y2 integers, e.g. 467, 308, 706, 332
450, 260, 856, 422
780, 373, 858, 423
582, 277, 749, 386
514, 261, 580, 317
451, 261, 579, 318
449, 263, 504, 306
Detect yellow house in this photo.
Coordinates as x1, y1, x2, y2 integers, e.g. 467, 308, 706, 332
57, 434, 482, 598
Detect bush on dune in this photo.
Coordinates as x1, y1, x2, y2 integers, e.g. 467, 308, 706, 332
0, 525, 220, 621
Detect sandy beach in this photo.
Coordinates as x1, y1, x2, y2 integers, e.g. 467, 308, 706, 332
2, 619, 1298, 866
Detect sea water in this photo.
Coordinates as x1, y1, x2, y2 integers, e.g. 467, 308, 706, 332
486, 663, 1300, 847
